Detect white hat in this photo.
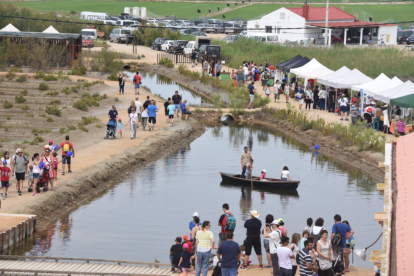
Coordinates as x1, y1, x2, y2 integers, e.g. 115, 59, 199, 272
193, 212, 199, 217
250, 210, 260, 218
271, 220, 280, 226
262, 169, 267, 173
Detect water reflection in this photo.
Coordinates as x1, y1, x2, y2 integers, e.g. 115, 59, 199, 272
13, 125, 383, 269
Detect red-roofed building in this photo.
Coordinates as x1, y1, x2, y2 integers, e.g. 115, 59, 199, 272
246, 2, 397, 46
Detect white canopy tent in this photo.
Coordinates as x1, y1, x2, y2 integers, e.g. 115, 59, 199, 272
0, 23, 20, 32
43, 25, 60, 34
299, 67, 334, 80
375, 81, 414, 104
317, 66, 351, 86
369, 77, 404, 98
351, 73, 391, 96
325, 68, 373, 89
291, 58, 332, 77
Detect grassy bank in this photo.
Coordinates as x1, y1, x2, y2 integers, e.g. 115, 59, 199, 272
216, 39, 414, 79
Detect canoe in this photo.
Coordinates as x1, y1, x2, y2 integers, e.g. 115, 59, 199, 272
220, 182, 299, 197
220, 172, 300, 190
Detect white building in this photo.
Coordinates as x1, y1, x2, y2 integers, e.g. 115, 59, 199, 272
247, 3, 398, 45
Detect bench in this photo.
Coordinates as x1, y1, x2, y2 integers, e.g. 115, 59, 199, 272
405, 45, 414, 51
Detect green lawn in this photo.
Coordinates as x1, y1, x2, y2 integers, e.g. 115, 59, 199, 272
7, 0, 246, 19
213, 3, 414, 23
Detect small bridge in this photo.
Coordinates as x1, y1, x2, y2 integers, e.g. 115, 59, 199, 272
0, 255, 173, 276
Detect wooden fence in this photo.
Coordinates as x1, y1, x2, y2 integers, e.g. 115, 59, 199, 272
157, 53, 232, 66
0, 215, 37, 252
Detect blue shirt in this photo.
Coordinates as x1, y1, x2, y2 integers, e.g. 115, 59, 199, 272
147, 105, 158, 117
181, 102, 187, 112
217, 240, 241, 269
248, 84, 254, 95
167, 105, 175, 116
332, 223, 352, 248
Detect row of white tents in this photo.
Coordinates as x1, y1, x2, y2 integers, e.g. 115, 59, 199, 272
0, 23, 60, 34
288, 58, 414, 108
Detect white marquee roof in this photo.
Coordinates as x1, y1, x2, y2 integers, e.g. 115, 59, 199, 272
369, 77, 404, 98
375, 80, 414, 103
351, 73, 391, 95
325, 68, 373, 89
0, 23, 20, 32
291, 58, 334, 79
43, 25, 60, 34
317, 66, 351, 85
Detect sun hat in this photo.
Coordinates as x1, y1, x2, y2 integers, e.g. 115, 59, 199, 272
271, 220, 280, 226
250, 210, 260, 218
278, 218, 284, 224
2, 160, 7, 164
183, 243, 189, 249
44, 145, 50, 149
49, 140, 53, 144
183, 235, 190, 241
118, 118, 122, 121
193, 212, 199, 217
262, 169, 267, 173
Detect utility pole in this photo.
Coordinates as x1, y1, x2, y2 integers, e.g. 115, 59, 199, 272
325, 0, 329, 46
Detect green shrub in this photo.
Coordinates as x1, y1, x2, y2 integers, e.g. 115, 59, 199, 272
67, 124, 77, 130
103, 94, 107, 99
39, 82, 49, 90
30, 136, 44, 145
301, 122, 313, 131
71, 87, 79, 93
49, 100, 61, 105
21, 104, 29, 111
95, 123, 102, 128
229, 87, 249, 115
46, 106, 62, 116
43, 74, 58, 81
73, 100, 88, 111
78, 124, 89, 132
26, 113, 34, 117
59, 127, 69, 134
15, 95, 27, 103
253, 94, 270, 108
34, 70, 45, 79
6, 116, 10, 120
62, 87, 71, 94
108, 72, 118, 81
81, 116, 98, 125
115, 97, 119, 102
159, 57, 174, 68
39, 113, 47, 118
46, 91, 59, 96
44, 129, 51, 133
6, 71, 15, 80
16, 74, 27, 83
3, 100, 13, 109
195, 108, 202, 114
20, 89, 28, 96
46, 117, 54, 123
69, 66, 86, 76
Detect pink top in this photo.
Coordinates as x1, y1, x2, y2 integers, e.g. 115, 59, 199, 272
397, 121, 405, 133
260, 174, 266, 180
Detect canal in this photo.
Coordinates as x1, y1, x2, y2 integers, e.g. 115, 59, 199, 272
12, 125, 383, 269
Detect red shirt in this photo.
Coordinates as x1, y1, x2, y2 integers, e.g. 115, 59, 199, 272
185, 240, 193, 253
270, 65, 274, 71
0, 167, 11, 182
134, 75, 142, 84
352, 97, 358, 104
60, 141, 73, 156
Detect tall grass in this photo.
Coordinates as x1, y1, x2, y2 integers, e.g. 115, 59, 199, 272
216, 39, 414, 78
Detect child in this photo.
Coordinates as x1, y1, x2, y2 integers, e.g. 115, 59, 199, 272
167, 101, 175, 127
301, 230, 309, 249
265, 84, 270, 98
49, 140, 54, 153
281, 166, 290, 181
32, 153, 41, 196
117, 118, 126, 139
27, 165, 34, 187
260, 169, 267, 181
52, 152, 61, 180
1, 160, 11, 200
240, 245, 252, 266
246, 158, 254, 180
178, 243, 193, 273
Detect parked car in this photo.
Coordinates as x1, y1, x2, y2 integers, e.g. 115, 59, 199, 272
176, 20, 190, 25
183, 41, 196, 56
115, 20, 139, 29
206, 19, 222, 25
242, 21, 247, 30
407, 35, 414, 45
240, 31, 247, 37
147, 19, 159, 25
195, 23, 209, 31
82, 36, 94, 48
397, 30, 413, 44
151, 38, 168, 50
161, 40, 174, 51
191, 31, 207, 37
193, 20, 206, 25
169, 40, 188, 54
109, 28, 133, 43
81, 28, 97, 40
224, 23, 243, 34
223, 35, 241, 43
180, 29, 197, 35
204, 24, 224, 33
198, 45, 221, 61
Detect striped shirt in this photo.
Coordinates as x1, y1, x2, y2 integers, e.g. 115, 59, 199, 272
299, 249, 313, 276
196, 230, 213, 252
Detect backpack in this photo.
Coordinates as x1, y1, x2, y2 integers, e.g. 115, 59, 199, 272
332, 224, 343, 247
264, 73, 268, 80
14, 155, 27, 162
375, 108, 381, 117
224, 213, 236, 231
311, 227, 322, 246
63, 141, 70, 153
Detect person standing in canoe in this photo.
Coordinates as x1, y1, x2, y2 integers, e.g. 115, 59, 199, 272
241, 146, 252, 179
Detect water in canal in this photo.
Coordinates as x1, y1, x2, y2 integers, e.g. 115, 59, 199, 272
13, 125, 383, 269
123, 71, 209, 105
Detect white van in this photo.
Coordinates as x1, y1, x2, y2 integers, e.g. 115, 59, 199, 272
80, 12, 111, 22
81, 28, 98, 40
183, 41, 195, 56
115, 20, 139, 29
246, 33, 280, 44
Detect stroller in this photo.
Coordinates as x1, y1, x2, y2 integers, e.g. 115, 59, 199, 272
104, 119, 116, 140
331, 251, 345, 276
28, 167, 49, 193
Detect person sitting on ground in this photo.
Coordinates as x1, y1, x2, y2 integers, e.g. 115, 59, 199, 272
240, 245, 249, 266
280, 166, 290, 181
170, 237, 183, 272
301, 230, 309, 249
181, 100, 192, 120
260, 169, 267, 181
178, 243, 194, 273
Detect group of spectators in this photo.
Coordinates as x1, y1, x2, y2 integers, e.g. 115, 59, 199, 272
169, 204, 355, 276
1, 135, 75, 203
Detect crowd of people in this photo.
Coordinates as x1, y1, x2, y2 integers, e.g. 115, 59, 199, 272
169, 204, 355, 276
0, 135, 75, 203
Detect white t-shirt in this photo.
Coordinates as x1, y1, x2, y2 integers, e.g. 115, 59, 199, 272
141, 109, 149, 118
338, 98, 348, 107
268, 229, 282, 254
243, 67, 249, 75
365, 95, 371, 105
281, 170, 289, 178
129, 113, 138, 125
135, 101, 142, 112
274, 83, 281, 93
311, 226, 326, 236
277, 246, 293, 269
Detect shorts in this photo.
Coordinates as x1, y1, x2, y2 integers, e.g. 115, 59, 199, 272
237, 79, 243, 85
244, 235, 262, 256
244, 75, 248, 81
192, 59, 195, 64
165, 111, 169, 116
33, 173, 39, 179
262, 80, 268, 86
263, 239, 269, 250
216, 72, 221, 77
62, 155, 71, 165
281, 177, 287, 181
134, 83, 140, 89
118, 129, 123, 132
174, 104, 180, 111
249, 94, 254, 103
183, 111, 192, 115
300, 99, 304, 105
149, 117, 156, 124
15, 172, 25, 181
369, 40, 372, 43
340, 106, 348, 112
1, 181, 9, 188
169, 115, 174, 119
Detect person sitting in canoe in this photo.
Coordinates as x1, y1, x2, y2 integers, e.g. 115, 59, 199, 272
281, 166, 290, 181
260, 169, 267, 181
